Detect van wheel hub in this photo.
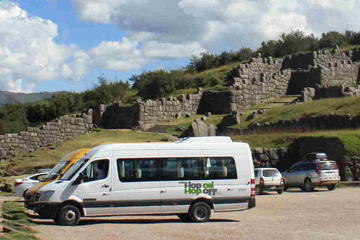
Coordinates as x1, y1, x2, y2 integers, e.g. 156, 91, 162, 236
195, 206, 207, 220
65, 210, 76, 221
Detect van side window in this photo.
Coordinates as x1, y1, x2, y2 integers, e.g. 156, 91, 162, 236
81, 159, 109, 182
161, 158, 207, 180
117, 159, 159, 182
207, 157, 237, 179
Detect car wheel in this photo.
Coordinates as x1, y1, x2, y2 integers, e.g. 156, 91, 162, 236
188, 202, 211, 222
22, 189, 28, 198
304, 178, 314, 192
327, 185, 336, 191
256, 186, 263, 195
277, 188, 283, 194
177, 214, 190, 221
57, 205, 81, 226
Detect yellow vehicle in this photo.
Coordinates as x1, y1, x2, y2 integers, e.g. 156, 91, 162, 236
25, 148, 90, 204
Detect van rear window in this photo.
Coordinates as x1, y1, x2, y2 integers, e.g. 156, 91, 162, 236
320, 162, 338, 170
263, 170, 280, 177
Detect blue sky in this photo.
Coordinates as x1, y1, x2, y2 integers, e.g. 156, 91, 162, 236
15, 0, 189, 92
1, 0, 360, 93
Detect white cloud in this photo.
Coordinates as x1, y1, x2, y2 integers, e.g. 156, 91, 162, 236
3, 0, 360, 92
0, 1, 73, 92
74, 0, 360, 52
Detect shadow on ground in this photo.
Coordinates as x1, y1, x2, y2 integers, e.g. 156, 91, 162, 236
257, 188, 330, 196
33, 217, 239, 226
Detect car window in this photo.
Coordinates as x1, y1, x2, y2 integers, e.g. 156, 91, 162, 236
263, 169, 280, 177
289, 164, 299, 172
299, 163, 309, 171
30, 174, 46, 180
320, 162, 338, 170
254, 170, 259, 177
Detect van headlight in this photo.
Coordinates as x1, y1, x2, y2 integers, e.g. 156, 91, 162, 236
38, 190, 55, 201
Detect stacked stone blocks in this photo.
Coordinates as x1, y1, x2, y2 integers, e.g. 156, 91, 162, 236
0, 112, 93, 161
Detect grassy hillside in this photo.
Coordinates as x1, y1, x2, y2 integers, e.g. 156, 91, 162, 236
150, 114, 226, 136
232, 96, 360, 129
0, 129, 173, 176
233, 129, 360, 155
0, 91, 54, 106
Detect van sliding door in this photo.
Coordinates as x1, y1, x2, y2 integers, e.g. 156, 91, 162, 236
112, 159, 161, 214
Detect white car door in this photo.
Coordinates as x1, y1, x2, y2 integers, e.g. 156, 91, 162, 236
72, 159, 112, 216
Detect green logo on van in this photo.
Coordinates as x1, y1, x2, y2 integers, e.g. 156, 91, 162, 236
181, 181, 217, 196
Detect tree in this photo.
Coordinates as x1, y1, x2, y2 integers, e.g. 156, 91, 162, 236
319, 31, 347, 49
131, 70, 176, 99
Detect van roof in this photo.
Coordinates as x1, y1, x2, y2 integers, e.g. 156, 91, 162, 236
84, 136, 249, 159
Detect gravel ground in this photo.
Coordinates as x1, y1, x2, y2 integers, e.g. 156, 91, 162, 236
33, 188, 360, 240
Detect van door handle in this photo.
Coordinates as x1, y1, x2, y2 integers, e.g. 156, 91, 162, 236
102, 184, 110, 188
160, 190, 167, 193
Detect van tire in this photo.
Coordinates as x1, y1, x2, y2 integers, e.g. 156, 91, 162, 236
277, 188, 283, 194
177, 214, 190, 221
304, 178, 314, 192
57, 205, 81, 226
188, 202, 211, 222
327, 185, 336, 191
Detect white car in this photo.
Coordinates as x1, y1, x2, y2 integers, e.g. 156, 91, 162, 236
13, 173, 48, 197
254, 168, 284, 194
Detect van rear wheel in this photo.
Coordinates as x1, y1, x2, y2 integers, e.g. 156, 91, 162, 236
188, 202, 211, 222
177, 214, 190, 221
57, 205, 81, 226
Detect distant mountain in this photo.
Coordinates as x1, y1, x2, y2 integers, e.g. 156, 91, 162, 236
0, 91, 58, 106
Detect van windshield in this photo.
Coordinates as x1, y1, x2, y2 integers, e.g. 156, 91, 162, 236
320, 162, 338, 170
44, 160, 70, 181
60, 158, 89, 180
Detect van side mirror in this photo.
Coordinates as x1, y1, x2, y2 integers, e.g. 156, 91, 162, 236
73, 172, 84, 185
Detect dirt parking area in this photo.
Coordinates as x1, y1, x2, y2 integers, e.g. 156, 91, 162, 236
33, 188, 360, 240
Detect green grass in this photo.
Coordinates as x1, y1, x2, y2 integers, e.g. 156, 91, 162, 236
233, 129, 360, 155
0, 201, 38, 240
231, 96, 360, 129
0, 129, 174, 176
150, 114, 226, 136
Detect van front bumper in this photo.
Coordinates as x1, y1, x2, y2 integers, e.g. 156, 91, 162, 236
30, 202, 60, 219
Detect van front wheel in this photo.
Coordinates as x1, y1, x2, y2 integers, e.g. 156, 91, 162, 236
57, 205, 81, 226
188, 202, 211, 222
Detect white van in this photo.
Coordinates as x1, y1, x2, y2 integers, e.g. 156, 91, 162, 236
28, 137, 255, 225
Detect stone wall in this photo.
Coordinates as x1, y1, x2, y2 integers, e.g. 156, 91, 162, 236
136, 92, 203, 129
97, 103, 138, 129
226, 56, 292, 109
284, 48, 360, 93
302, 86, 360, 102
94, 48, 360, 130
0, 111, 93, 162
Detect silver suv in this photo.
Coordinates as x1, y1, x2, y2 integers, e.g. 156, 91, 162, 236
282, 160, 340, 192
